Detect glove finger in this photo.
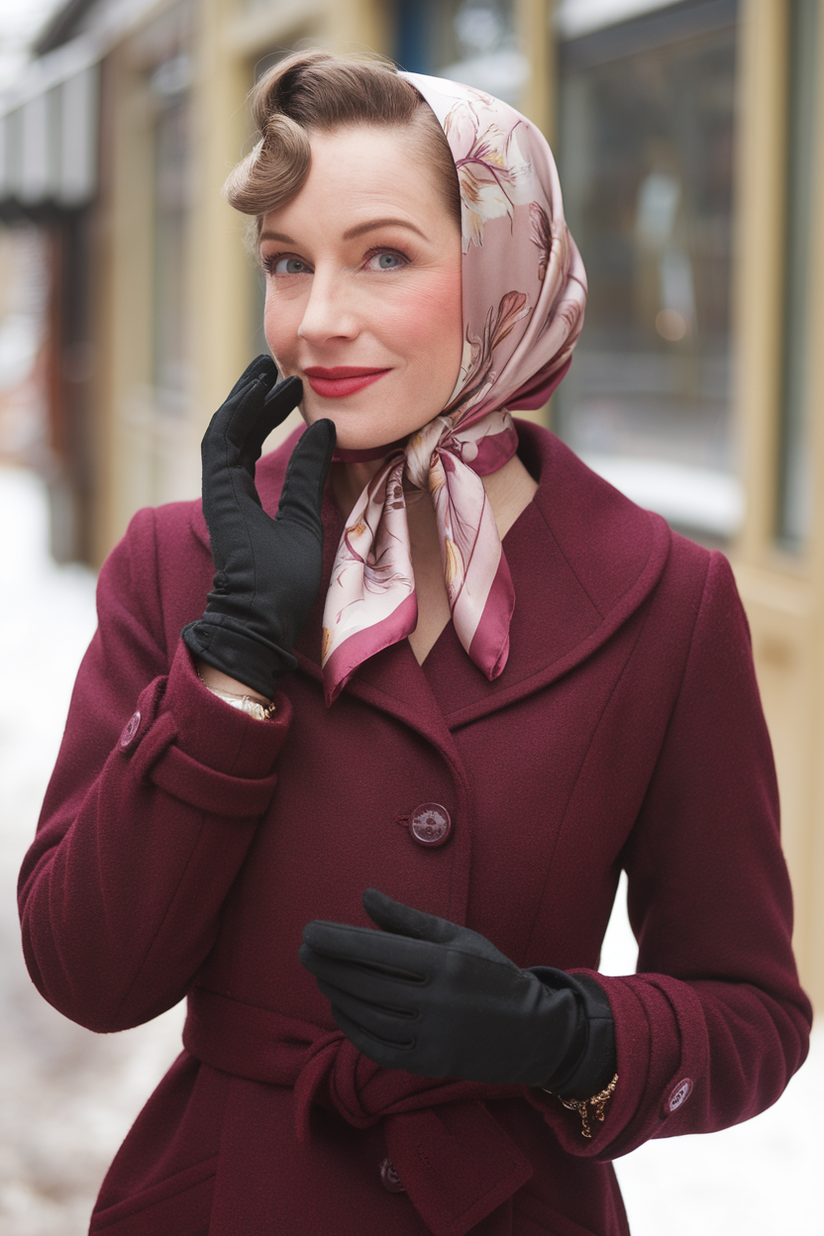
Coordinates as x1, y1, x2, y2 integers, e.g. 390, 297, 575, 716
299, 943, 424, 994
223, 354, 278, 403
242, 374, 304, 460
202, 368, 275, 485
301, 920, 429, 979
361, 889, 461, 946
229, 374, 304, 479
202, 375, 302, 525
327, 1003, 415, 1070
208, 357, 278, 457
223, 374, 302, 466
276, 419, 336, 533
363, 890, 519, 970
314, 978, 417, 1042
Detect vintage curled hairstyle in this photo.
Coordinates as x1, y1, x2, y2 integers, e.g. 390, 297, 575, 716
223, 50, 461, 229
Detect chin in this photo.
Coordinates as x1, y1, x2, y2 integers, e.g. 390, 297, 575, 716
330, 425, 406, 454
301, 404, 404, 454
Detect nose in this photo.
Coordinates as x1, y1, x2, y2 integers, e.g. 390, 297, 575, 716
297, 271, 360, 345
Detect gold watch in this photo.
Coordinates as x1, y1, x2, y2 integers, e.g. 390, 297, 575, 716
197, 672, 276, 721
215, 692, 276, 721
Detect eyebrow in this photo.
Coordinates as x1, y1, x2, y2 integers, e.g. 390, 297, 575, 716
258, 217, 428, 245
259, 229, 296, 243
343, 217, 428, 241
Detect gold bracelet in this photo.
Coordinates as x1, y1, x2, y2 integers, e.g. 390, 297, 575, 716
546, 1073, 618, 1139
196, 671, 276, 721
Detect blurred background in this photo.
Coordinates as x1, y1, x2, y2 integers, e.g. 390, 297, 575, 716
0, 0, 822, 1232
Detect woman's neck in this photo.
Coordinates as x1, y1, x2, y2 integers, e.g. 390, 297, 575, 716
480, 452, 538, 540
330, 458, 386, 520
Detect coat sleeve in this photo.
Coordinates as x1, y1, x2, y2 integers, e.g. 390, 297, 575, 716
534, 550, 812, 1157
18, 506, 292, 1033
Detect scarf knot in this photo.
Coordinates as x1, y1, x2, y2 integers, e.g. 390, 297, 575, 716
321, 409, 518, 705
406, 416, 452, 490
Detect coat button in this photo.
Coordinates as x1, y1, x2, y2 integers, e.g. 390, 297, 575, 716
119, 710, 141, 748
666, 1078, 693, 1113
409, 803, 452, 847
379, 1157, 405, 1193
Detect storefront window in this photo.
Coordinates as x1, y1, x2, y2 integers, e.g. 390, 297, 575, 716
553, 1, 741, 542
395, 0, 527, 105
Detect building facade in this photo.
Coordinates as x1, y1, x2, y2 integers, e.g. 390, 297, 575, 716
1, 0, 822, 1005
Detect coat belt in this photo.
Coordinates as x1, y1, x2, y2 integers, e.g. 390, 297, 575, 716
184, 987, 533, 1236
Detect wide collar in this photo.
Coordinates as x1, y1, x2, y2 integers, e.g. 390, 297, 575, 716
190, 420, 670, 735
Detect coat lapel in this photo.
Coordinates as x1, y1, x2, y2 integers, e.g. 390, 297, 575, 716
421, 452, 670, 727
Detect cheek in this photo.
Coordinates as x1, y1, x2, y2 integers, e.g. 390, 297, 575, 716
263, 289, 300, 369
391, 271, 463, 380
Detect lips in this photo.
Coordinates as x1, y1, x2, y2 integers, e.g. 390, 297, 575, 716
304, 366, 390, 399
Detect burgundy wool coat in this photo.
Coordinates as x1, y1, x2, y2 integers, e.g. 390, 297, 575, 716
19, 421, 811, 1236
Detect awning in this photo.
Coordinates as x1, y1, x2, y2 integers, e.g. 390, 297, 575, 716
0, 36, 100, 210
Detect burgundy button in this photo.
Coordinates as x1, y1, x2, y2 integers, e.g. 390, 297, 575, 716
379, 1157, 405, 1193
409, 803, 452, 847
666, 1078, 693, 1113
120, 710, 141, 749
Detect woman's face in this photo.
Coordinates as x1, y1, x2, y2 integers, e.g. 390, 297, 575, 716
260, 125, 464, 451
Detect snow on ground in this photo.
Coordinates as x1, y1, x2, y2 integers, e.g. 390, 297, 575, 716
0, 463, 820, 1235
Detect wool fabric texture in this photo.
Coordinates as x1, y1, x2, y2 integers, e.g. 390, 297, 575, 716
321, 73, 587, 704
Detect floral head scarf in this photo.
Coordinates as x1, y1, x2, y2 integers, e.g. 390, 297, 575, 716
321, 72, 587, 704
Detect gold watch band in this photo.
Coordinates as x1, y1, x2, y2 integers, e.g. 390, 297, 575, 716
543, 1073, 619, 1139
197, 672, 276, 720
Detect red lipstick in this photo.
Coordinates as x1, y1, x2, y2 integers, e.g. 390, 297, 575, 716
304, 366, 390, 398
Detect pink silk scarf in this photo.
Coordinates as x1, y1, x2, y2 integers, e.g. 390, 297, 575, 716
321, 72, 587, 705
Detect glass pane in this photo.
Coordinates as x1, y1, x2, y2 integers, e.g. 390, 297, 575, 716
395, 0, 527, 105
554, 7, 741, 542
776, 0, 819, 550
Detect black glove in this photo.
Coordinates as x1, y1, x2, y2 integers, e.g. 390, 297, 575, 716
300, 889, 616, 1095
182, 355, 336, 699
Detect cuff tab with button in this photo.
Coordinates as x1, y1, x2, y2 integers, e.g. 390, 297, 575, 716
124, 704, 278, 817
149, 741, 279, 816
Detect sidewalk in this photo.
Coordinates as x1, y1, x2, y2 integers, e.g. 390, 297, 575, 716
1, 464, 819, 1235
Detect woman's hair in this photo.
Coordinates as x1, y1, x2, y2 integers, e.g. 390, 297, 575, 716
224, 50, 461, 231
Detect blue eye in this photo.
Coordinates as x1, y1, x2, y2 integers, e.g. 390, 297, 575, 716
367, 251, 406, 271
272, 256, 309, 275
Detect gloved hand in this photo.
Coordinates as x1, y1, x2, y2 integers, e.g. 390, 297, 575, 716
300, 888, 615, 1095
182, 355, 336, 699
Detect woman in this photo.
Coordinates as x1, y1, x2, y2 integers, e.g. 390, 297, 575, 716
19, 51, 811, 1236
